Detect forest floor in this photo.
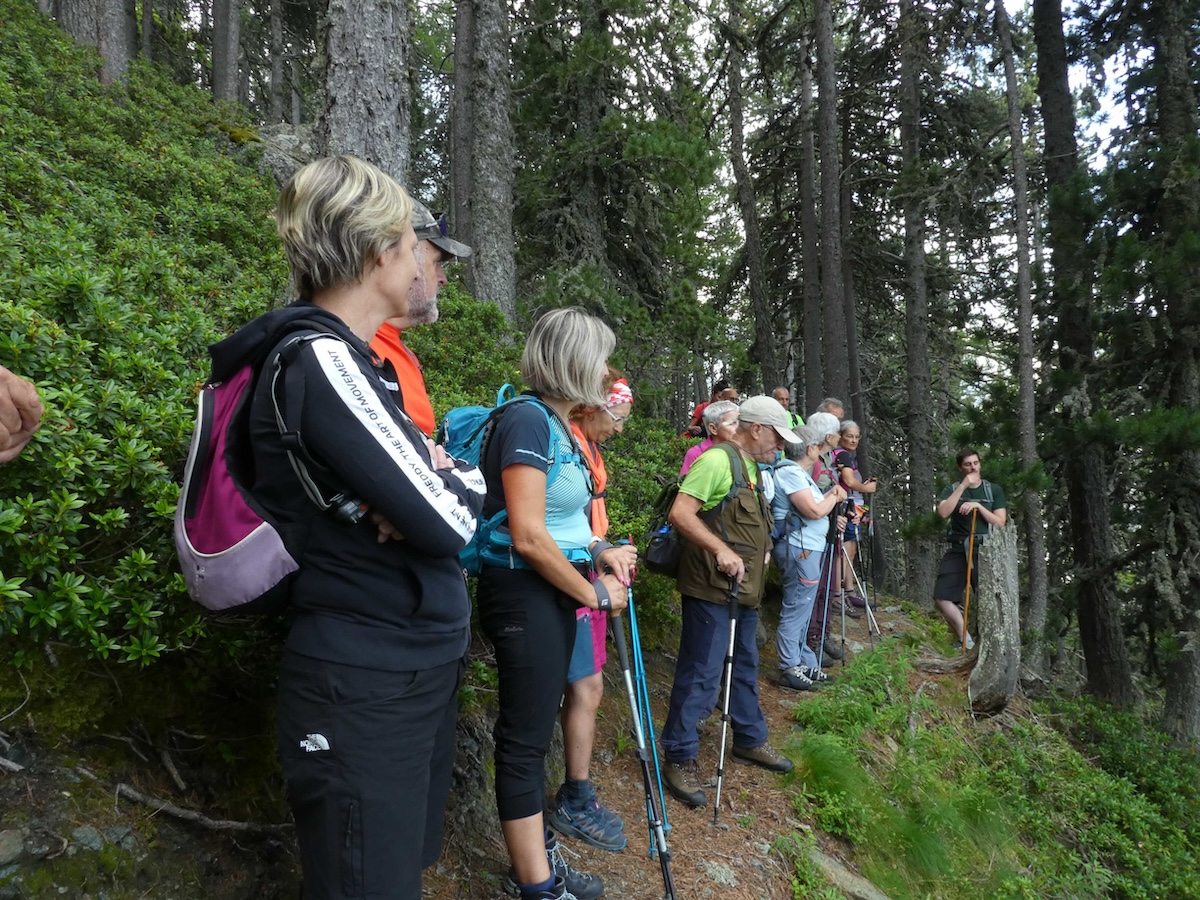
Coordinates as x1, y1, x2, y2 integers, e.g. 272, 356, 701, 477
422, 593, 923, 900
0, 590, 933, 900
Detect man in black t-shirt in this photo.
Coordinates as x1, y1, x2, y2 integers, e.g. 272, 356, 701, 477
933, 449, 1008, 650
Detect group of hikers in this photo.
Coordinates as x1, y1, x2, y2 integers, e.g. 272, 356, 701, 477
0, 153, 1008, 900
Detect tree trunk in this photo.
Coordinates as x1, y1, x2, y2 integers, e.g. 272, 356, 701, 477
268, 0, 284, 123
96, 0, 134, 84
464, 0, 515, 318
815, 0, 847, 400
450, 0, 476, 291
211, 0, 241, 102
59, 0, 97, 48
1034, 0, 1136, 706
899, 0, 936, 609
798, 26, 822, 416
290, 57, 302, 125
728, 0, 777, 393
139, 0, 151, 60
319, 0, 411, 183
1150, 0, 1200, 745
995, 0, 1049, 675
969, 526, 1022, 716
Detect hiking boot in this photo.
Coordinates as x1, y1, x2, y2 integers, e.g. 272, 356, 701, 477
778, 665, 819, 692
732, 742, 794, 773
502, 875, 579, 899
548, 834, 604, 899
547, 782, 626, 852
803, 666, 833, 684
501, 836, 603, 900
839, 600, 863, 619
846, 593, 867, 608
822, 637, 844, 660
663, 759, 707, 808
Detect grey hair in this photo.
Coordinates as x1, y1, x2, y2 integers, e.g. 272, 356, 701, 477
784, 423, 824, 460
806, 412, 839, 441
275, 155, 414, 300
816, 397, 844, 413
522, 307, 615, 406
702, 400, 739, 430
840, 419, 860, 434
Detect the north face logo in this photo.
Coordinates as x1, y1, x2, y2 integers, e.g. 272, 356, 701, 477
300, 732, 330, 752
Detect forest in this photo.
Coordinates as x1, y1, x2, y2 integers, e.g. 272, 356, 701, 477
0, 0, 1199, 895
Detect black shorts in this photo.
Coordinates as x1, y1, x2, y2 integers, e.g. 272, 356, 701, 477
933, 544, 979, 606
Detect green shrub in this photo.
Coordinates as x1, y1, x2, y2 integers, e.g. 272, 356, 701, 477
0, 0, 287, 665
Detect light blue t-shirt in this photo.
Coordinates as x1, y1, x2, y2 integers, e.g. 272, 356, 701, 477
771, 461, 828, 551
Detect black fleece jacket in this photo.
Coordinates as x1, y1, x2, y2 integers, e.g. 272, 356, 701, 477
213, 303, 485, 672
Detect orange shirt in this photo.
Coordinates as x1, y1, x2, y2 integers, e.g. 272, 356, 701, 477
370, 323, 436, 436
571, 421, 608, 537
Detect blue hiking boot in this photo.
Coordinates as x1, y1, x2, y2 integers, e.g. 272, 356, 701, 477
547, 781, 626, 852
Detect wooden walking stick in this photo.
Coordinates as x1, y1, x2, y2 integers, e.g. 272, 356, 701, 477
961, 507, 979, 654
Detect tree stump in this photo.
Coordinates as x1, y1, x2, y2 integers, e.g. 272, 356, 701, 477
968, 525, 1021, 715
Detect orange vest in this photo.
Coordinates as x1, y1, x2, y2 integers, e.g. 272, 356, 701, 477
370, 323, 436, 436
571, 421, 608, 537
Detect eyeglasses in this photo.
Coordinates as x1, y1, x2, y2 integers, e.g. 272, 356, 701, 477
604, 408, 629, 424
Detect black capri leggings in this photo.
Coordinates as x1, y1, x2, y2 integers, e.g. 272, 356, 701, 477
477, 566, 577, 821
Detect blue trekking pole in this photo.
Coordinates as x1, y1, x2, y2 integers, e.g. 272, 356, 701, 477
627, 586, 671, 841
611, 595, 677, 899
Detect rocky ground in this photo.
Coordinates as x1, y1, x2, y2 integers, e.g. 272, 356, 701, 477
0, 592, 918, 900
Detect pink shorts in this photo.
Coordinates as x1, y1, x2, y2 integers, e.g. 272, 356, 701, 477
567, 606, 608, 683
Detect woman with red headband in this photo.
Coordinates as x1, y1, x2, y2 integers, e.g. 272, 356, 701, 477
546, 370, 637, 853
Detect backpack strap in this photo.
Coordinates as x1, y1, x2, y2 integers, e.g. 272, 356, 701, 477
267, 322, 352, 514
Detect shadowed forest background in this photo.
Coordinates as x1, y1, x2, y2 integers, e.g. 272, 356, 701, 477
1, 0, 1199, 894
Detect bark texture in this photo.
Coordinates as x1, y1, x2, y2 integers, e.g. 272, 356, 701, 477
1034, 0, 1135, 705
728, 0, 777, 392
996, 0, 1049, 674
797, 27, 822, 415
450, 0, 476, 291
899, 0, 936, 608
969, 526, 1022, 716
1151, 0, 1200, 745
462, 0, 515, 318
319, 0, 411, 183
211, 0, 241, 101
814, 0, 847, 400
95, 0, 133, 84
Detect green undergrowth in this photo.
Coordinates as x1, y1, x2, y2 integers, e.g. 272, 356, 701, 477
785, 641, 1200, 898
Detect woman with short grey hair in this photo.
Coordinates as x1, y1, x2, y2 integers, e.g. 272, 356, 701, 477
477, 308, 631, 900
679, 399, 739, 475
769, 424, 847, 691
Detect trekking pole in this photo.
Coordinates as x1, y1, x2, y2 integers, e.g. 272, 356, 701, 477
961, 508, 979, 654
627, 583, 670, 838
814, 527, 837, 670
841, 540, 877, 650
713, 578, 740, 826
611, 603, 677, 900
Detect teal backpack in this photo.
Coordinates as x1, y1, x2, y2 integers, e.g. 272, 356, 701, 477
436, 385, 573, 574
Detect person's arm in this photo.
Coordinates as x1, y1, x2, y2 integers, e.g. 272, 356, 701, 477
837, 464, 876, 494
294, 337, 485, 556
936, 480, 970, 519
504, 464, 626, 610
0, 366, 44, 464
789, 483, 846, 520
959, 499, 1006, 528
